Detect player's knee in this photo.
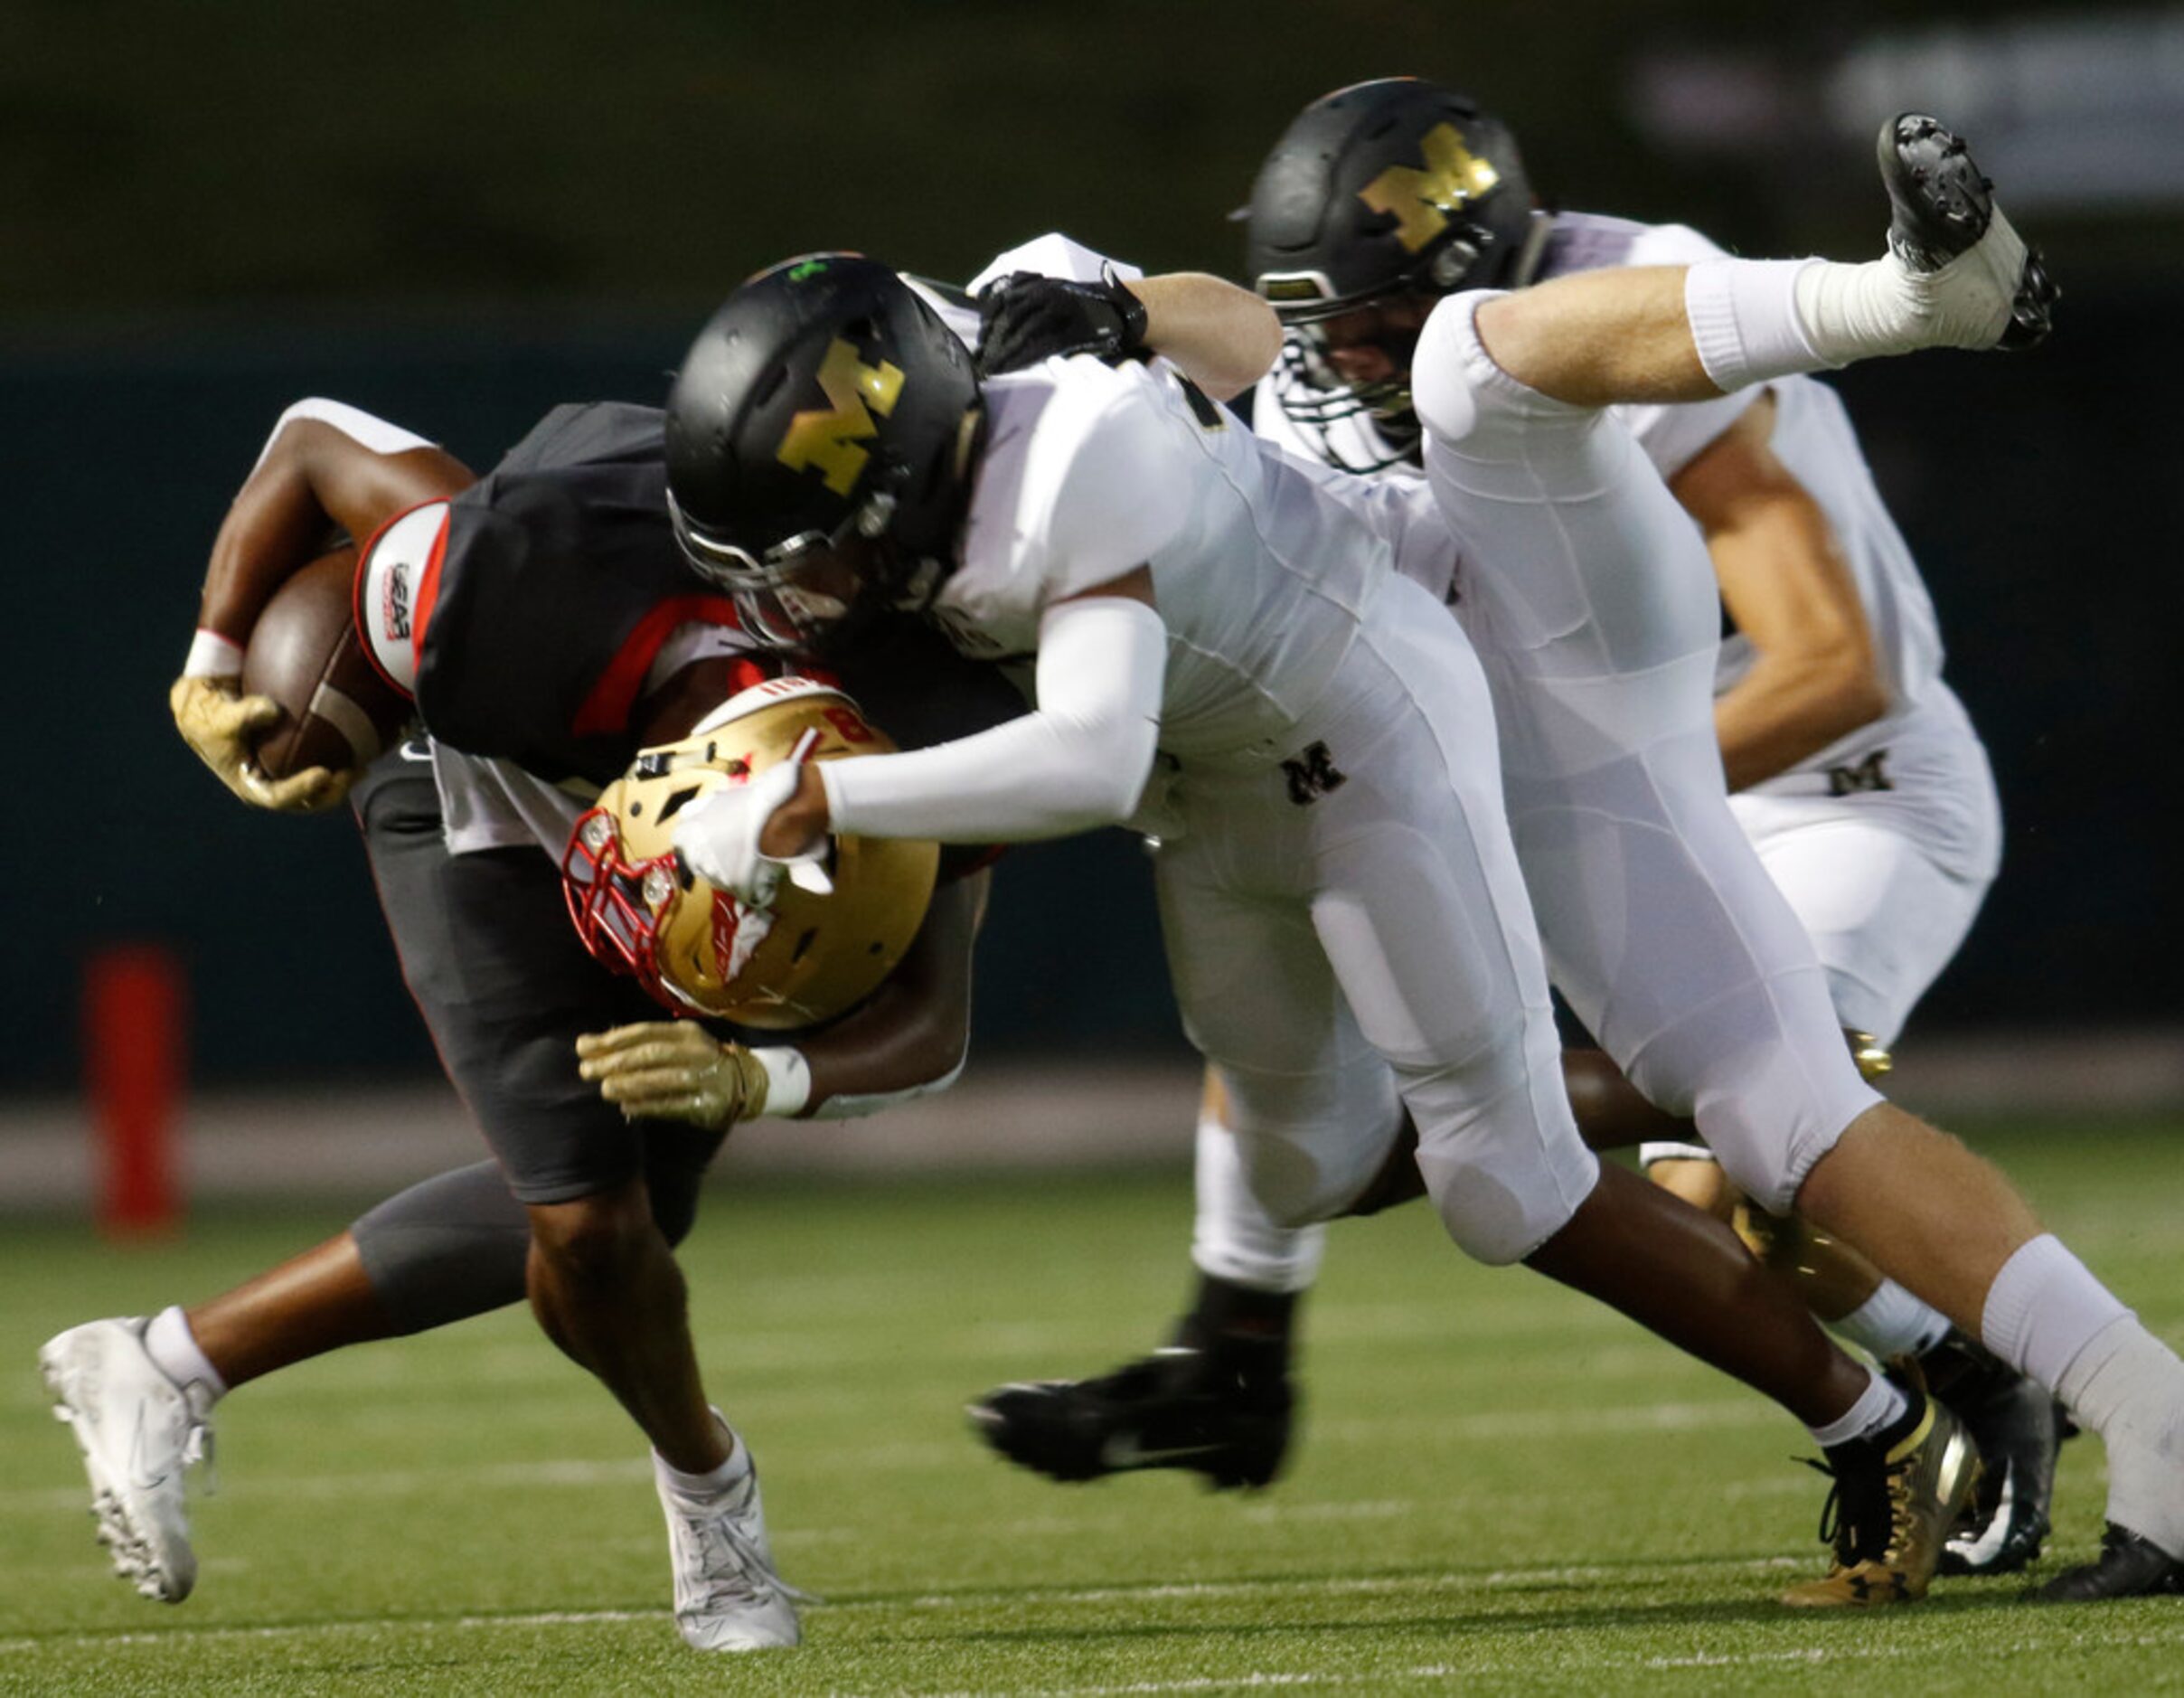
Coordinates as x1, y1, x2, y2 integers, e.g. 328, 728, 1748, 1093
1219, 1107, 1398, 1229
1257, 1156, 1387, 1229
1402, 1040, 1596, 1263
527, 1185, 660, 1298
1423, 1143, 1593, 1267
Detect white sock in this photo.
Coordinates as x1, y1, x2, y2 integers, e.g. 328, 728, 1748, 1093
1684, 258, 1828, 391
1191, 1113, 1325, 1294
1979, 1234, 2132, 1396
1805, 1364, 1908, 1450
1793, 218, 2029, 364
1790, 257, 1935, 366
1984, 1236, 2184, 1553
1687, 239, 2020, 394
143, 1306, 228, 1408
654, 1410, 751, 1499
2058, 1317, 2184, 1433
2059, 1318, 2184, 1552
1831, 1280, 1953, 1363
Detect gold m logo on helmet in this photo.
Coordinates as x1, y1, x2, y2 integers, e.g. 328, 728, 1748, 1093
777, 338, 906, 495
1358, 123, 1502, 253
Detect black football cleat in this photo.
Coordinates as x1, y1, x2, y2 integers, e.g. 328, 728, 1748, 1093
2031, 1523, 2184, 1602
968, 1341, 1294, 1490
1877, 113, 2057, 351
1923, 1332, 2062, 1576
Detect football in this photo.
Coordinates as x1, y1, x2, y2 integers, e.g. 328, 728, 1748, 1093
240, 545, 412, 781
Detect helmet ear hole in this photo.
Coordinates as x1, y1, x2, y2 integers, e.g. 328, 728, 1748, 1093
655, 783, 705, 825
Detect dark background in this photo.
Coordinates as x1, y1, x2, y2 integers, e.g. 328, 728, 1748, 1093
5, 1, 2178, 1088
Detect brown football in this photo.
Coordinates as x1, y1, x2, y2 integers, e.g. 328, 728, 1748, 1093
241, 546, 412, 780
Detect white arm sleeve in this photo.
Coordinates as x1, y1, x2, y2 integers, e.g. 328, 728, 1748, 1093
251, 397, 436, 472
820, 594, 1165, 843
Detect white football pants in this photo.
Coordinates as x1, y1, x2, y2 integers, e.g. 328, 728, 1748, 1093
1155, 573, 1600, 1267
1407, 292, 1882, 1214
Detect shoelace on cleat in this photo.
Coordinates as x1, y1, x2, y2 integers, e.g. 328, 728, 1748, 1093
1800, 1453, 1898, 1570
670, 1500, 814, 1610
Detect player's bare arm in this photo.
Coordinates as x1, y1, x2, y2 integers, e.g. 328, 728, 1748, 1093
200, 402, 473, 641
1669, 392, 1887, 790
175, 403, 472, 812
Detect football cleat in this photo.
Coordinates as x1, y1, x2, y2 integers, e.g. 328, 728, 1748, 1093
2031, 1522, 2184, 1602
968, 1341, 1294, 1490
1923, 1333, 2062, 1575
1781, 1370, 1982, 1607
39, 1317, 213, 1604
655, 1434, 806, 1652
1877, 113, 2058, 352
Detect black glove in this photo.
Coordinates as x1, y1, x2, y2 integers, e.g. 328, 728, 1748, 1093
975, 265, 1150, 376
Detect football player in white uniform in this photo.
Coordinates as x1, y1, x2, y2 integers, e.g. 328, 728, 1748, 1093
649, 213, 2042, 1606
941, 104, 2180, 1606
974, 80, 2057, 1580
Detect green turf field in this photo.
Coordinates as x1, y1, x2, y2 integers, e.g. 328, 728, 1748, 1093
3, 1118, 2180, 1694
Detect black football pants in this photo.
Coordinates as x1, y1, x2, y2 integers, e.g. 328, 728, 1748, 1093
344, 750, 720, 1334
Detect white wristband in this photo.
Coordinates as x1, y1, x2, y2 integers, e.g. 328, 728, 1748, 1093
749, 1046, 811, 1118
184, 628, 245, 679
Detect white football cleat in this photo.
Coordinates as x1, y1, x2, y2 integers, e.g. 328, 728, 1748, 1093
655, 1437, 805, 1652
39, 1317, 213, 1603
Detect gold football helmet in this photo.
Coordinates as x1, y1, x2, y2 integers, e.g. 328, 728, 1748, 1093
562, 676, 939, 1029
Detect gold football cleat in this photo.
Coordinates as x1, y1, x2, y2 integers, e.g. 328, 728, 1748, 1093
1782, 1376, 1982, 1608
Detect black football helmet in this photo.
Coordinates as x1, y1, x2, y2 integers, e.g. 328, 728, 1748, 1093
664, 253, 981, 649
1245, 79, 1546, 471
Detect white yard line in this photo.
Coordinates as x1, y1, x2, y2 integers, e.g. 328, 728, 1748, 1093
6, 1580, 2179, 1683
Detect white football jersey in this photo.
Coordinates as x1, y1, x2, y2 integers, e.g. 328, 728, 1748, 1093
942, 355, 1391, 763
1254, 210, 1989, 864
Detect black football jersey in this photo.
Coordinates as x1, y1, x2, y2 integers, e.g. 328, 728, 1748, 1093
413, 401, 1025, 806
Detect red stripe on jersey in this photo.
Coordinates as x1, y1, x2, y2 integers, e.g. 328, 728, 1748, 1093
570, 595, 747, 738
408, 512, 452, 674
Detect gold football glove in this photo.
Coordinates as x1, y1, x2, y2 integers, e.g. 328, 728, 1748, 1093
169, 674, 353, 812
575, 1022, 771, 1130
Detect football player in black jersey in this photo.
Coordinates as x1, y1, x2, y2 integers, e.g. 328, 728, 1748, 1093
42, 395, 1019, 1651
